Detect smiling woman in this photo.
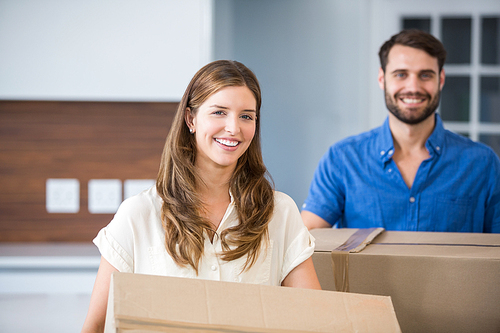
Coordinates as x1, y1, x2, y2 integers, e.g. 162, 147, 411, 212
185, 85, 257, 173
81, 60, 321, 333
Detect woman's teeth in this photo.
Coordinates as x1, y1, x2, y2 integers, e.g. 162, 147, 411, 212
215, 138, 239, 147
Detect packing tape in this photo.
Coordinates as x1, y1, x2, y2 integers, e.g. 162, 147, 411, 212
331, 250, 349, 292
375, 242, 500, 247
330, 228, 383, 292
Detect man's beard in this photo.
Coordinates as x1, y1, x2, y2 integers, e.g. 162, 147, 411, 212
384, 86, 441, 125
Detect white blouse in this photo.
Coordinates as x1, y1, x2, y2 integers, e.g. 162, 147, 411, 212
93, 187, 314, 285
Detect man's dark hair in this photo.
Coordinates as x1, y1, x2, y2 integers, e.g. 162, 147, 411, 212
379, 29, 447, 73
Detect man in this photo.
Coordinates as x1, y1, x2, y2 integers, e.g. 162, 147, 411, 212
301, 29, 500, 232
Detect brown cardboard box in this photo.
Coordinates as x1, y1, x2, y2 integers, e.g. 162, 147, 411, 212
104, 272, 401, 332
311, 228, 500, 333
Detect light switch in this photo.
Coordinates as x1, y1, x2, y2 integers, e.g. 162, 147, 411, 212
124, 179, 155, 199
46, 178, 80, 213
88, 179, 122, 214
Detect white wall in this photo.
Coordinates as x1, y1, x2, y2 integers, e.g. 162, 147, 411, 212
214, 0, 373, 206
0, 2, 213, 332
0, 0, 212, 101
1, 0, 374, 207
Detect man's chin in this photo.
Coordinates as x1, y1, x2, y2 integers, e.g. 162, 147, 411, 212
393, 111, 435, 125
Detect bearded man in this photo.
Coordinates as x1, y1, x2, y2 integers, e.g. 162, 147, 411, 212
301, 29, 500, 233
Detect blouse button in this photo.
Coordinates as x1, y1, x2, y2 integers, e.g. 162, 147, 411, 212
211, 265, 217, 271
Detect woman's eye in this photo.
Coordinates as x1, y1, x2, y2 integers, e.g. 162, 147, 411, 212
213, 110, 225, 115
241, 114, 253, 120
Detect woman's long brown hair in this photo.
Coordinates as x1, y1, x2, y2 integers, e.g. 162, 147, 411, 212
156, 60, 274, 274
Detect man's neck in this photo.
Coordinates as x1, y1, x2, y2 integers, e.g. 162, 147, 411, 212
388, 113, 436, 189
388, 113, 436, 155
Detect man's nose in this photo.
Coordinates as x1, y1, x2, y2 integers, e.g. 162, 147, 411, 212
405, 74, 421, 92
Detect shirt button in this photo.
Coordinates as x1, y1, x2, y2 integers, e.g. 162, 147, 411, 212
436, 146, 441, 151
409, 197, 416, 203
388, 168, 392, 173
211, 265, 217, 271
388, 149, 394, 156
380, 150, 385, 155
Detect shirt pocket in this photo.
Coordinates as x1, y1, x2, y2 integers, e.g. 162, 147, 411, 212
431, 195, 473, 232
148, 246, 196, 278
230, 240, 274, 285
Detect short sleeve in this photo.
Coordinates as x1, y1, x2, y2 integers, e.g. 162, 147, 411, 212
272, 192, 316, 283
92, 194, 149, 272
302, 144, 346, 226
280, 227, 315, 282
93, 227, 133, 273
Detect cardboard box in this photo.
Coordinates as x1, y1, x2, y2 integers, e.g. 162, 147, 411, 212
311, 228, 500, 333
104, 272, 401, 332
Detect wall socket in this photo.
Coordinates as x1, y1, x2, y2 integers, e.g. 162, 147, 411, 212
124, 179, 155, 199
46, 178, 80, 213
88, 179, 122, 214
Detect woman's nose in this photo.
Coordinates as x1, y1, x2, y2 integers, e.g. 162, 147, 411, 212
225, 116, 240, 135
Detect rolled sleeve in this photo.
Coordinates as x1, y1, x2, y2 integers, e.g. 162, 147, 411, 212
280, 227, 315, 283
93, 228, 133, 273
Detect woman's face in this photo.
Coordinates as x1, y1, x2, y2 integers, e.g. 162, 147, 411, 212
187, 85, 257, 172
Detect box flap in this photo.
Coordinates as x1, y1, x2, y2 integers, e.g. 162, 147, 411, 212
105, 272, 401, 333
364, 231, 500, 259
311, 228, 384, 252
372, 230, 500, 246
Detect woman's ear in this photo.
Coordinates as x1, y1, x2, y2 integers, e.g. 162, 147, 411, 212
184, 107, 195, 132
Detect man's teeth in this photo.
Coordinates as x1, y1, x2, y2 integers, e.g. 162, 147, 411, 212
402, 98, 424, 104
216, 138, 239, 147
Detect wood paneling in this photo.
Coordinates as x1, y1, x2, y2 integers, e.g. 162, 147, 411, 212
0, 101, 177, 242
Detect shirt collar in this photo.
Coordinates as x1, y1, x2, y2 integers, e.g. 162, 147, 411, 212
425, 113, 445, 156
378, 113, 444, 163
378, 117, 395, 163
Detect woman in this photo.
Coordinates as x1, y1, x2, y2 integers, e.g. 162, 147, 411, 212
81, 60, 321, 332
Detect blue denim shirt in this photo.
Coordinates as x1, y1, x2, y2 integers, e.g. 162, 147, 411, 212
302, 114, 500, 232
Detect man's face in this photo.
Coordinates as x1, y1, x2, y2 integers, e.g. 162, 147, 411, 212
378, 44, 445, 125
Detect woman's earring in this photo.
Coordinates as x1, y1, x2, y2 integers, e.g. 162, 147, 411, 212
189, 128, 194, 134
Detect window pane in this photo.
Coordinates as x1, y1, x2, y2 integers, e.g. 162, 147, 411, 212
481, 17, 500, 65
480, 76, 500, 123
442, 17, 472, 64
479, 134, 500, 158
402, 18, 431, 33
440, 76, 470, 121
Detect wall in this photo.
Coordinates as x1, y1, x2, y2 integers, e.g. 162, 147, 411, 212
0, 2, 212, 332
1, 0, 373, 216
214, 0, 372, 206
0, 0, 212, 101
0, 100, 177, 242
0, 0, 212, 243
